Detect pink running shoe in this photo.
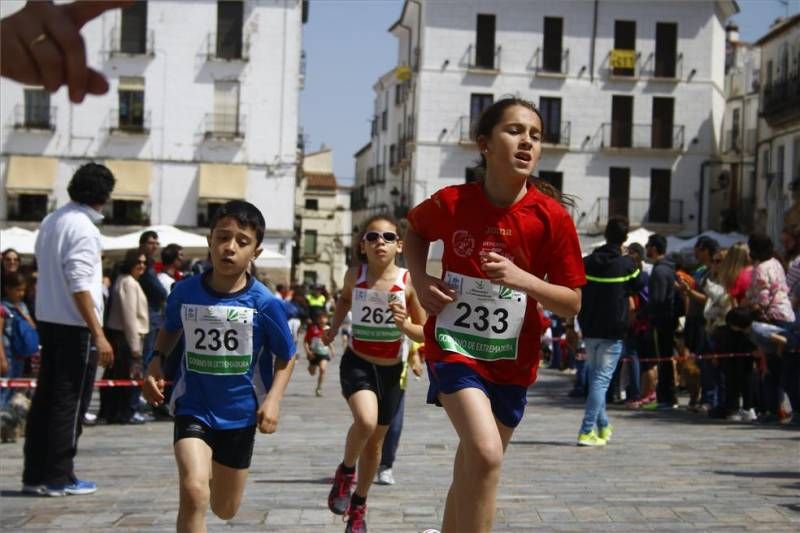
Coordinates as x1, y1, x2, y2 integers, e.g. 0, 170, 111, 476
328, 464, 356, 515
345, 501, 367, 533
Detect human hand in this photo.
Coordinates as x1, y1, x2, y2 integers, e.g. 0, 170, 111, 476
143, 357, 165, 406
0, 354, 8, 375
321, 327, 337, 346
390, 301, 408, 326
95, 334, 113, 368
480, 252, 531, 291
409, 352, 423, 377
257, 397, 280, 434
415, 274, 455, 315
0, 1, 131, 102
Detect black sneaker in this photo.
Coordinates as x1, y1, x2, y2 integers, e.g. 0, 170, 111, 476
327, 464, 355, 515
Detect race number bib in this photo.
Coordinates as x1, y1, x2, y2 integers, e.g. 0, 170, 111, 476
435, 272, 527, 361
182, 304, 254, 375
351, 288, 405, 343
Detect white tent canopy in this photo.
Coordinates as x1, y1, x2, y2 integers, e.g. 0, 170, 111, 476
102, 225, 210, 251
584, 227, 749, 256
0, 226, 37, 255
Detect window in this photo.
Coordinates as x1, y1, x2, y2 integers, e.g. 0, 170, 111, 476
109, 199, 146, 225
475, 14, 496, 69
24, 89, 50, 129
609, 167, 630, 218
766, 60, 773, 88
542, 17, 563, 73
465, 167, 479, 183
216, 0, 244, 59
649, 169, 671, 223
120, 1, 147, 54
731, 108, 740, 149
539, 97, 562, 144
613, 20, 636, 76
305, 198, 318, 210
213, 80, 240, 135
303, 230, 318, 256
654, 23, 677, 78
539, 171, 563, 192
118, 77, 145, 131
651, 97, 674, 149
303, 270, 318, 285
390, 144, 397, 167
197, 202, 224, 227
611, 95, 633, 147
9, 194, 48, 221
470, 93, 494, 130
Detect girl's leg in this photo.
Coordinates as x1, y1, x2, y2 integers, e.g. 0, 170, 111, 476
174, 438, 213, 533
209, 461, 249, 520
439, 388, 506, 533
317, 359, 328, 393
343, 390, 380, 468
354, 424, 389, 498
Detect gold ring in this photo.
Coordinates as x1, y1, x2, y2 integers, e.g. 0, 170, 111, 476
29, 33, 48, 48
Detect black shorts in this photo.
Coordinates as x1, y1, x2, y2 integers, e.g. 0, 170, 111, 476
173, 415, 256, 469
309, 353, 331, 365
339, 348, 403, 426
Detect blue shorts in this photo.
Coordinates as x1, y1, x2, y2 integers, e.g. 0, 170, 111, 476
426, 361, 528, 428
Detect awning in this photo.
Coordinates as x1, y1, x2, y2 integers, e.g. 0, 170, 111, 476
104, 159, 152, 200
4, 155, 58, 194
197, 163, 247, 202
119, 76, 144, 91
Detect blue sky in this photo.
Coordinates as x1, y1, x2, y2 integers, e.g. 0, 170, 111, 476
300, 0, 800, 184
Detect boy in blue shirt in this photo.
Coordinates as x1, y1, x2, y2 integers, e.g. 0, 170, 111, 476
143, 200, 296, 531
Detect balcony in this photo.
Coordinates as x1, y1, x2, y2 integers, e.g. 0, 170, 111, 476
109, 26, 154, 56
13, 104, 55, 131
762, 72, 800, 125
600, 122, 684, 151
607, 49, 640, 79
534, 47, 569, 77
108, 108, 151, 135
203, 113, 246, 140
206, 32, 250, 62
592, 197, 684, 227
542, 121, 571, 149
641, 52, 683, 81
466, 44, 501, 74
459, 115, 476, 144
375, 164, 386, 184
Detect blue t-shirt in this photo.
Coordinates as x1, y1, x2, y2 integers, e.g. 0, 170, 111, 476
164, 272, 296, 429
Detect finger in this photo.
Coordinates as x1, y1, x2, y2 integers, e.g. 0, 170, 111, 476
429, 286, 455, 303
62, 1, 134, 29
43, 15, 87, 102
85, 68, 109, 95
23, 34, 65, 92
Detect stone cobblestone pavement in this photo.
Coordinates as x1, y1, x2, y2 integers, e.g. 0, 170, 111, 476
1, 359, 798, 532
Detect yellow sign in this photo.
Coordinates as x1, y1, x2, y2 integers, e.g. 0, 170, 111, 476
395, 65, 412, 81
610, 49, 636, 70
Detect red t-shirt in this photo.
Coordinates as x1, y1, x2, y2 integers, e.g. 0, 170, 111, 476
305, 324, 323, 344
407, 182, 585, 387
729, 265, 753, 304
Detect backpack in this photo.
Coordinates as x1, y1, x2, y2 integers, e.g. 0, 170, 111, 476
2, 304, 39, 358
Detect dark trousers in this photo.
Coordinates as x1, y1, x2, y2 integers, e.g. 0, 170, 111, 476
723, 354, 754, 412
99, 329, 137, 423
23, 322, 96, 486
761, 353, 784, 415
380, 390, 405, 469
652, 326, 676, 405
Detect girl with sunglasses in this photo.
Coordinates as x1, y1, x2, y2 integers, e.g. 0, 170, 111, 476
322, 215, 426, 533
404, 97, 585, 533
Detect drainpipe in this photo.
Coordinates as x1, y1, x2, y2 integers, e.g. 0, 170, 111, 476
589, 0, 599, 82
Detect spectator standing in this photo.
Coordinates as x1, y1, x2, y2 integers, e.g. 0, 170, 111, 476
645, 234, 679, 409
1, 248, 21, 277
137, 231, 167, 376
157, 244, 184, 294
22, 163, 115, 497
99, 249, 149, 424
576, 217, 644, 445
1, 272, 39, 407
624, 243, 650, 406
306, 284, 327, 317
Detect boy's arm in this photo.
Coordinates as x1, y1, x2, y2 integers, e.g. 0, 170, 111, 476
257, 356, 295, 434
142, 327, 184, 405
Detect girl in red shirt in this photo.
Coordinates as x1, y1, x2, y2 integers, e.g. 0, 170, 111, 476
322, 215, 426, 533
405, 97, 585, 533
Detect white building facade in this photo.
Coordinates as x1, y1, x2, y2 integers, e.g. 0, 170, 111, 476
0, 0, 307, 282
294, 148, 352, 290
355, 0, 738, 240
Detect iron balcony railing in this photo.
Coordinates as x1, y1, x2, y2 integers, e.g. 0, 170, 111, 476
543, 120, 571, 147
601, 122, 684, 150
640, 52, 683, 80
204, 112, 246, 140
13, 104, 55, 131
206, 32, 251, 61
762, 72, 800, 120
597, 197, 684, 226
109, 25, 154, 56
108, 108, 151, 134
459, 115, 476, 143
467, 43, 502, 71
534, 47, 569, 75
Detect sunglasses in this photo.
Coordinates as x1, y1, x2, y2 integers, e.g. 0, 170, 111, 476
137, 260, 148, 265
363, 231, 399, 243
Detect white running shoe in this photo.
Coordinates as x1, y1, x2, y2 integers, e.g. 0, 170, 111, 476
376, 466, 395, 485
